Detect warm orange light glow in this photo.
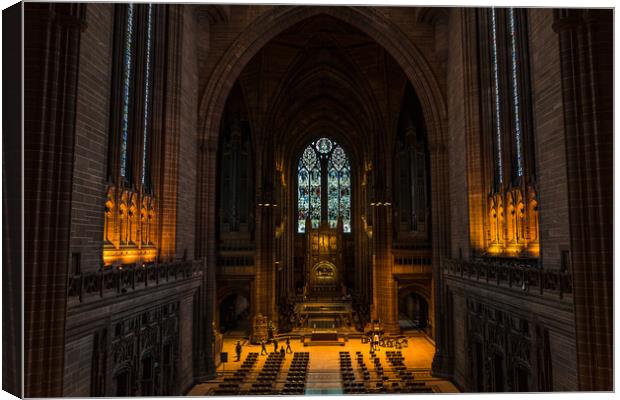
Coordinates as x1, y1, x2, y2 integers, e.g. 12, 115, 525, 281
481, 186, 539, 258
103, 185, 163, 266
103, 246, 157, 266
527, 242, 540, 257
486, 242, 504, 255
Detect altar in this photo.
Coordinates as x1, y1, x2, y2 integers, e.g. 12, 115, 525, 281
303, 217, 344, 293
292, 218, 357, 335
295, 300, 355, 331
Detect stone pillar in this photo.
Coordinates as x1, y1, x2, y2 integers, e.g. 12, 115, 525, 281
4, 4, 24, 397
195, 136, 218, 379
158, 5, 183, 261
553, 9, 613, 391
371, 202, 399, 334
430, 140, 452, 378
253, 193, 278, 338
23, 3, 86, 396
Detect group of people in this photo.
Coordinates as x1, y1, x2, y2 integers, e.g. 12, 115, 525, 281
260, 337, 293, 356
369, 332, 381, 352
234, 337, 293, 361
233, 332, 408, 362
365, 332, 409, 352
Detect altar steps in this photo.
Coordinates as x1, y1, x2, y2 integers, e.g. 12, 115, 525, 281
304, 340, 344, 347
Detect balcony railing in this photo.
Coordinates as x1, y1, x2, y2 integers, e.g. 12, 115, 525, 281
443, 258, 572, 299
67, 259, 202, 303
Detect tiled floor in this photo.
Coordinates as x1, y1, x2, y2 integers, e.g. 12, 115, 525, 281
188, 334, 459, 395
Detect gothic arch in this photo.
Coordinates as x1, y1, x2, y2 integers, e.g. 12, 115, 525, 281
195, 7, 452, 369
196, 5, 450, 257
198, 6, 447, 149
215, 284, 252, 331
216, 285, 251, 308
398, 282, 431, 305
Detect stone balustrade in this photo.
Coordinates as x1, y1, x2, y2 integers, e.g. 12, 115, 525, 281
67, 259, 203, 303
443, 257, 572, 299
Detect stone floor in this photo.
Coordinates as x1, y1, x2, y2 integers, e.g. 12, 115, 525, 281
188, 333, 459, 395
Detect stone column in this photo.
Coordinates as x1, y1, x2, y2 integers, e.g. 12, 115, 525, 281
253, 193, 278, 337
249, 138, 278, 340
195, 136, 218, 379
371, 201, 399, 334
158, 5, 183, 261
23, 3, 86, 396
553, 9, 613, 391
430, 140, 452, 378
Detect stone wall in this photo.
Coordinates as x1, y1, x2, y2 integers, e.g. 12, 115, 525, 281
527, 8, 570, 271
175, 6, 200, 259
445, 273, 578, 391
70, 4, 113, 274
62, 273, 201, 396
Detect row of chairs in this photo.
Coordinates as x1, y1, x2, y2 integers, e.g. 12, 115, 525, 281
340, 351, 366, 394
356, 350, 432, 393
248, 352, 285, 394
282, 352, 310, 395
383, 350, 433, 393
213, 352, 259, 395
355, 352, 372, 382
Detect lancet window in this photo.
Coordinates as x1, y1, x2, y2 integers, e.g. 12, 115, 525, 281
480, 7, 539, 257
104, 3, 163, 266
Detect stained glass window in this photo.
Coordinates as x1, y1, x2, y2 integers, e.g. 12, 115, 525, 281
490, 7, 503, 186
487, 7, 530, 186
141, 4, 154, 185
297, 138, 351, 233
508, 8, 523, 177
315, 138, 333, 154
120, 3, 135, 179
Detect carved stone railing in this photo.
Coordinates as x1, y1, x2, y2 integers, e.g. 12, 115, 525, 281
67, 259, 203, 303
443, 258, 572, 299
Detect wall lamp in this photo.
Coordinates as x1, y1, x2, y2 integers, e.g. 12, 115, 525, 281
258, 203, 278, 207
369, 201, 391, 207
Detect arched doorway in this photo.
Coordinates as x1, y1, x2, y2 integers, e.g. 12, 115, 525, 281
218, 293, 251, 336
398, 282, 433, 337
398, 290, 430, 332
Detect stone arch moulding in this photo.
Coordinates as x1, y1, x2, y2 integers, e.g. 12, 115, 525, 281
398, 282, 432, 305
198, 6, 447, 150
215, 284, 252, 327
216, 284, 251, 307
196, 5, 450, 257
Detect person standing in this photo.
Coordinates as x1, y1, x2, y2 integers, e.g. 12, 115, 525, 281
235, 340, 242, 361
285, 337, 292, 353
273, 338, 279, 353
261, 338, 268, 355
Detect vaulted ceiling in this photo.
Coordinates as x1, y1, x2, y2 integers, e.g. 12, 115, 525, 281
227, 14, 414, 167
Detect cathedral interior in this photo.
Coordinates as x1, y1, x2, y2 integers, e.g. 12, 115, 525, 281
8, 2, 614, 397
